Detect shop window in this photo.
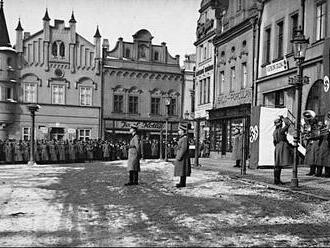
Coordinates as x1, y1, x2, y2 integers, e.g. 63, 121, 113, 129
24, 83, 37, 103
128, 95, 139, 114
114, 94, 124, 113
22, 127, 31, 141
151, 97, 160, 115
51, 84, 65, 104
168, 98, 176, 116
52, 42, 57, 56
78, 129, 91, 141
316, 1, 326, 41
80, 87, 92, 106
59, 42, 65, 57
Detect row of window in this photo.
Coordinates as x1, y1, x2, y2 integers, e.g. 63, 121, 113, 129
124, 47, 160, 61
198, 40, 213, 63
264, 2, 326, 64
113, 95, 177, 116
51, 41, 65, 57
23, 83, 92, 106
22, 127, 91, 141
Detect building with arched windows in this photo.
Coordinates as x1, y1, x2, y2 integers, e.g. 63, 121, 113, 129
0, 5, 102, 141
102, 29, 183, 142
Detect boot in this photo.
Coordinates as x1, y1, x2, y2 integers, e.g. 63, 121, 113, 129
133, 171, 139, 185
274, 169, 279, 185
306, 165, 316, 176
124, 171, 134, 186
176, 176, 186, 188
277, 168, 284, 185
233, 160, 240, 167
315, 166, 323, 177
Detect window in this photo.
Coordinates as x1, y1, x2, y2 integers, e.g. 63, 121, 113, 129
199, 79, 203, 104
51, 85, 65, 104
0, 86, 12, 101
24, 83, 37, 103
151, 97, 160, 115
125, 48, 130, 58
154, 51, 159, 61
219, 71, 225, 94
265, 28, 271, 63
114, 95, 124, 113
316, 2, 326, 41
59, 42, 65, 57
206, 77, 210, 103
80, 87, 92, 106
204, 45, 207, 60
277, 21, 284, 59
237, 0, 242, 11
203, 79, 207, 103
230, 67, 235, 92
168, 98, 176, 116
290, 13, 299, 52
22, 127, 31, 141
128, 96, 139, 114
242, 63, 247, 89
78, 129, 91, 141
52, 42, 57, 56
200, 44, 204, 62
263, 90, 284, 107
275, 91, 284, 107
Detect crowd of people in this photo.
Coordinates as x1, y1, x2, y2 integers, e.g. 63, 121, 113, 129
0, 139, 130, 164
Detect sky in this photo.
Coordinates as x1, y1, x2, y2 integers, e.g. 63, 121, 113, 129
4, 0, 200, 64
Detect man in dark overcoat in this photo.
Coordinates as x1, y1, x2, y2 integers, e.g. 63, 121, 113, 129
273, 116, 292, 185
125, 124, 141, 186
232, 128, 243, 167
174, 123, 191, 188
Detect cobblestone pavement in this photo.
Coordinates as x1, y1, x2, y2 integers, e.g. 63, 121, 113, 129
0, 160, 330, 247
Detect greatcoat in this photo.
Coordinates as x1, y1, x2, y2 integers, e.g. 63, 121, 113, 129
231, 133, 243, 161
273, 122, 293, 167
319, 134, 330, 168
127, 133, 141, 172
174, 135, 191, 177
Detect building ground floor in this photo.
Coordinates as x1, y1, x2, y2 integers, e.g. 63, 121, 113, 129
0, 102, 100, 141
207, 104, 251, 159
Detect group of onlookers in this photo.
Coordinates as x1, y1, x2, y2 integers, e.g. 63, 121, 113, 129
0, 139, 129, 164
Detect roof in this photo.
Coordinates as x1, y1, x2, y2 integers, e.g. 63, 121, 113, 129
0, 0, 11, 47
15, 18, 23, 31
94, 25, 101, 38
69, 11, 76, 23
43, 8, 50, 21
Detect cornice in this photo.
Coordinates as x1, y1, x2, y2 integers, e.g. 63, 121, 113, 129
194, 30, 216, 46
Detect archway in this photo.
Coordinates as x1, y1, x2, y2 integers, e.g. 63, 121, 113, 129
305, 79, 328, 120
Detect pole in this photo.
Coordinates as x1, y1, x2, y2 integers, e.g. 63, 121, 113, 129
28, 110, 36, 166
165, 118, 168, 162
241, 117, 247, 175
291, 64, 303, 187
194, 119, 200, 167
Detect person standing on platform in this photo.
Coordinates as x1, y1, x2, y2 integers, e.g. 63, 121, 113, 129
125, 125, 141, 186
174, 123, 191, 188
273, 116, 292, 185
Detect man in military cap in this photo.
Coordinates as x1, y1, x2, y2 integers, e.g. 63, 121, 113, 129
174, 123, 191, 188
125, 124, 141, 186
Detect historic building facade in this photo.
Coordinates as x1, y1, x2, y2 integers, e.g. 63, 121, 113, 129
208, 0, 258, 158
256, 0, 329, 121
0, 5, 102, 140
194, 0, 227, 142
102, 29, 183, 141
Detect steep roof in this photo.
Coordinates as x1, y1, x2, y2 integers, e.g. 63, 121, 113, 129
43, 8, 50, 21
94, 25, 101, 38
0, 0, 11, 47
15, 18, 23, 31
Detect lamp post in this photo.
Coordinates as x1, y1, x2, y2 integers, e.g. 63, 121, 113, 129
27, 104, 40, 166
164, 97, 171, 162
289, 26, 309, 188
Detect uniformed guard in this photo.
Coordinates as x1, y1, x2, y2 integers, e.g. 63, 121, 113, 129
125, 124, 141, 186
232, 128, 243, 168
273, 116, 292, 185
14, 140, 23, 163
319, 112, 330, 178
174, 123, 191, 188
68, 140, 76, 163
49, 140, 57, 163
41, 140, 49, 163
5, 141, 13, 164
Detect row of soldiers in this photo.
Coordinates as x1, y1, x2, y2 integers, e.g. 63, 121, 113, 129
0, 139, 130, 164
303, 110, 330, 178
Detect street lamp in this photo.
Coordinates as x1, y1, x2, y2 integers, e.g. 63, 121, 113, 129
289, 26, 309, 187
164, 96, 171, 162
27, 104, 40, 166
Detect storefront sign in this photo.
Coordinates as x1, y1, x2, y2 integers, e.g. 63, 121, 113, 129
67, 128, 76, 134
216, 89, 252, 108
116, 120, 165, 130
265, 58, 288, 76
55, 122, 61, 127
40, 127, 48, 134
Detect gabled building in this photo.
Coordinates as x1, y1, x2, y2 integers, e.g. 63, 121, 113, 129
102, 29, 183, 142
13, 9, 102, 141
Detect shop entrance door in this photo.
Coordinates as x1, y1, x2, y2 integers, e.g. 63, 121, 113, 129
50, 127, 65, 140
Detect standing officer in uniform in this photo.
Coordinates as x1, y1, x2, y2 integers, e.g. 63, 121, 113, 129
126, 124, 141, 186
174, 123, 191, 188
273, 116, 292, 185
232, 128, 243, 168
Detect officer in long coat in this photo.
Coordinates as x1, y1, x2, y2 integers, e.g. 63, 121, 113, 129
125, 125, 141, 186
273, 116, 292, 185
319, 113, 330, 177
232, 128, 243, 167
49, 140, 57, 162
174, 123, 191, 188
41, 140, 49, 163
14, 141, 23, 163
